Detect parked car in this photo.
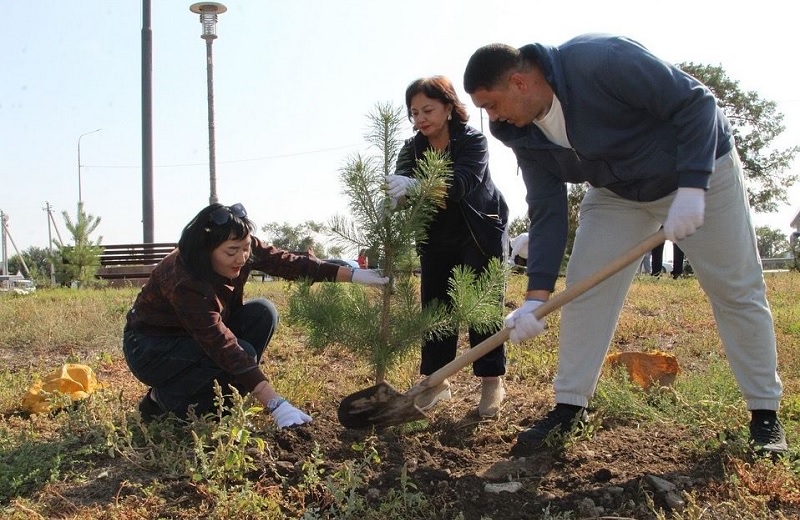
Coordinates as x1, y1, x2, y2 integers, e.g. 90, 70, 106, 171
0, 276, 36, 295
324, 259, 359, 269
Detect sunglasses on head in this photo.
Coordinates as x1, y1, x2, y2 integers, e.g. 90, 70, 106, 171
208, 203, 247, 225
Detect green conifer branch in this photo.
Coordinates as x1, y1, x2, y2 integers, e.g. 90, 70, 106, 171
288, 103, 506, 385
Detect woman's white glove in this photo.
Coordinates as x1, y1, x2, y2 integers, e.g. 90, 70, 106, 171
504, 299, 546, 344
270, 400, 312, 429
509, 233, 529, 262
664, 187, 705, 242
351, 269, 389, 286
386, 175, 419, 198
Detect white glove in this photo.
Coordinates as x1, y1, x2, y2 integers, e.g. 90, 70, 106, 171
510, 233, 529, 261
351, 269, 389, 286
664, 187, 705, 242
386, 175, 419, 198
270, 400, 312, 429
504, 299, 546, 344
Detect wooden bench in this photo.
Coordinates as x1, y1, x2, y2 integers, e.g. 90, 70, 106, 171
97, 243, 177, 287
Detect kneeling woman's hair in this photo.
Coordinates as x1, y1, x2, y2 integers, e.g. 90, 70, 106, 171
178, 203, 255, 281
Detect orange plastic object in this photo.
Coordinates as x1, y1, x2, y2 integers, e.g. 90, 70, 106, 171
22, 364, 104, 414
606, 351, 680, 390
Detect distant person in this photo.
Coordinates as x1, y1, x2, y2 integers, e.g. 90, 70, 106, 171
123, 203, 388, 427
651, 239, 686, 279
651, 243, 663, 276
357, 249, 369, 269
639, 250, 651, 275
671, 242, 686, 278
386, 76, 509, 417
464, 34, 787, 455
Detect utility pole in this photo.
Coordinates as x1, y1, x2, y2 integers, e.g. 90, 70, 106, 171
1, 211, 7, 275
43, 202, 56, 285
0, 213, 30, 278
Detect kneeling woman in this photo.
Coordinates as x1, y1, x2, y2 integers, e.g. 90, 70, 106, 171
123, 203, 386, 428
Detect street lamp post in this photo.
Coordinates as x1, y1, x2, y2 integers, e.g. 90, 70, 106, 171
77, 128, 101, 207
189, 2, 227, 205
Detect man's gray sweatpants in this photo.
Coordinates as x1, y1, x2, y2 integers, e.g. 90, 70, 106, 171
555, 146, 783, 411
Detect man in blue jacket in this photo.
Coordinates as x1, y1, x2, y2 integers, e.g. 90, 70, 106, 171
463, 34, 786, 456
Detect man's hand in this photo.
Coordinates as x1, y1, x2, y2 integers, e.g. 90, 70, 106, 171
504, 299, 546, 344
386, 175, 419, 198
664, 187, 705, 242
351, 269, 389, 286
270, 400, 312, 429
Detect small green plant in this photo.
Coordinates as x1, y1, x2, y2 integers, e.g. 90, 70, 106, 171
434, 258, 508, 338
0, 428, 70, 501
188, 382, 268, 485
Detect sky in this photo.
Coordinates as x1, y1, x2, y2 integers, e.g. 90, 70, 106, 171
2, 1, 799, 262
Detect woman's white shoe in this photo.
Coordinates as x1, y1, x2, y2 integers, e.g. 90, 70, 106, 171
414, 379, 452, 411
479, 377, 505, 417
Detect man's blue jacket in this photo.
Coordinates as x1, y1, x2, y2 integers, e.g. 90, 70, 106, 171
490, 33, 733, 291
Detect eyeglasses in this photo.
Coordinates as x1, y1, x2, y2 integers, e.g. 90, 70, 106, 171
208, 203, 247, 225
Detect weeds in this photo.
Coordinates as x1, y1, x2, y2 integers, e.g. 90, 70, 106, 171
0, 273, 798, 517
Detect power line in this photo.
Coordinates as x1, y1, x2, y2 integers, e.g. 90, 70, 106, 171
83, 143, 362, 169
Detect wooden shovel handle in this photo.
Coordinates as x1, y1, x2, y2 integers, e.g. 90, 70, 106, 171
411, 230, 666, 394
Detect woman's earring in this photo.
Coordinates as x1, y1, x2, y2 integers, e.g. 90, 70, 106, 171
447, 113, 452, 120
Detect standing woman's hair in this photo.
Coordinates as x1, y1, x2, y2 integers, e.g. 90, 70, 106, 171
404, 76, 470, 124
178, 203, 255, 281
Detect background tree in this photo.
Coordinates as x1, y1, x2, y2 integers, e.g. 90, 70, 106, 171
260, 220, 328, 257
564, 183, 587, 269
679, 63, 799, 213
9, 247, 53, 286
507, 215, 529, 238
53, 203, 103, 287
755, 225, 789, 259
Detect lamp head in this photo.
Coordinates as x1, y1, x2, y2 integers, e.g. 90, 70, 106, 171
189, 2, 227, 40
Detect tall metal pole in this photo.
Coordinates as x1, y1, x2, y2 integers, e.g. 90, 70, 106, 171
190, 3, 226, 206
204, 37, 218, 204
78, 128, 101, 207
142, 0, 154, 242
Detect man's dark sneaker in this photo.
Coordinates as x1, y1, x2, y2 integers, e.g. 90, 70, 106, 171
511, 404, 588, 455
749, 410, 788, 455
138, 389, 166, 423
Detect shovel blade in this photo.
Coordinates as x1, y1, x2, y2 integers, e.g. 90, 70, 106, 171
337, 381, 428, 429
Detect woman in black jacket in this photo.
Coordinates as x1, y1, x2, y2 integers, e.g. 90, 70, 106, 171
386, 76, 509, 417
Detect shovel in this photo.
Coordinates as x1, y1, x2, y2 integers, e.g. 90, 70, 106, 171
338, 229, 666, 429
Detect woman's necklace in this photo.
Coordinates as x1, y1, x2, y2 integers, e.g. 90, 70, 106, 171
429, 134, 449, 152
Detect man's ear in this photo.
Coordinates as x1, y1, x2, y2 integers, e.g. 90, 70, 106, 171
508, 71, 528, 92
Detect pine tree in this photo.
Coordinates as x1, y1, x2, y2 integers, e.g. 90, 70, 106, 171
287, 102, 506, 384
53, 202, 103, 287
